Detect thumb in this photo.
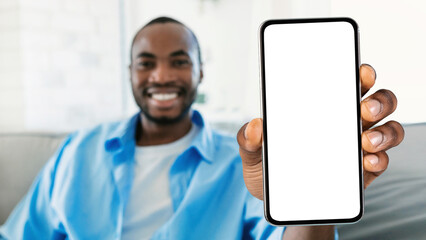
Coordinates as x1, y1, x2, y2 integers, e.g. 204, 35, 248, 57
237, 118, 263, 166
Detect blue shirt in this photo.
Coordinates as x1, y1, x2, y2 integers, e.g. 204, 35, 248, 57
0, 110, 285, 240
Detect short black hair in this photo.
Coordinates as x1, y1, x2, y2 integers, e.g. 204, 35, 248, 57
130, 16, 202, 65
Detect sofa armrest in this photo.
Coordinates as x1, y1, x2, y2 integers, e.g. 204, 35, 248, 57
0, 132, 67, 224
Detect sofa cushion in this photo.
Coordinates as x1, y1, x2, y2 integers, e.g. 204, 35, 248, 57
0, 132, 67, 224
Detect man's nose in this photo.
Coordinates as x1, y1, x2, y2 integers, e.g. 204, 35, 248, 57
149, 63, 175, 83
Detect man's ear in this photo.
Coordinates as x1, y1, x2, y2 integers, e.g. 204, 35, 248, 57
199, 68, 204, 84
128, 64, 132, 79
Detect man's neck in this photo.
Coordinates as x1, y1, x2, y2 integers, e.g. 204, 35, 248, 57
136, 113, 193, 146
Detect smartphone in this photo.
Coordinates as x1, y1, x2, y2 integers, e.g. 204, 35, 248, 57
260, 18, 363, 225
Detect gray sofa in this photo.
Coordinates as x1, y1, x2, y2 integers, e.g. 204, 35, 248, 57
1, 123, 425, 239
0, 132, 67, 225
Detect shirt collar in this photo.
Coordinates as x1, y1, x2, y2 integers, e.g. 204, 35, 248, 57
104, 109, 215, 163
104, 113, 140, 154
188, 110, 214, 163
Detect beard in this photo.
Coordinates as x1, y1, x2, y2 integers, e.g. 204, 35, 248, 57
135, 85, 198, 125
141, 103, 193, 125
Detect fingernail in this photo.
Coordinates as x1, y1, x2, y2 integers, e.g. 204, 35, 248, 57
366, 154, 379, 165
365, 99, 382, 116
244, 125, 248, 139
367, 131, 383, 147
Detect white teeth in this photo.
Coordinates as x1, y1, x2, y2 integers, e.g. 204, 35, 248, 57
151, 93, 178, 101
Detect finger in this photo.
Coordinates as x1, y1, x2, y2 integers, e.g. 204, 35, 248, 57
362, 120, 405, 153
361, 89, 398, 130
360, 64, 376, 97
364, 151, 389, 174
237, 119, 264, 200
363, 151, 389, 188
237, 118, 263, 166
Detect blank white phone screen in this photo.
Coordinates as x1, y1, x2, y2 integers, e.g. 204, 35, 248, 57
263, 20, 362, 223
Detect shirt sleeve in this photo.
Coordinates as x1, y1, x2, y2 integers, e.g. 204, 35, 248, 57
242, 192, 340, 240
0, 135, 73, 240
242, 191, 285, 240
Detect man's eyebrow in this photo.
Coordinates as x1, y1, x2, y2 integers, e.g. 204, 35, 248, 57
136, 52, 155, 58
170, 50, 190, 57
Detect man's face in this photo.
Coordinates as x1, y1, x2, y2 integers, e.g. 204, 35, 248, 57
129, 23, 202, 124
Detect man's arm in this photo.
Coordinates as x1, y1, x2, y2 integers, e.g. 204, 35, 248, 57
237, 64, 404, 240
283, 226, 335, 240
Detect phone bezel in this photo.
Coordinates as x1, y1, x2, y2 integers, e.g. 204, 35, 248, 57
260, 17, 364, 226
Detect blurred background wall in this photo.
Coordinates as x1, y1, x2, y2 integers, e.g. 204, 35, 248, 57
0, 0, 425, 133
0, 0, 123, 131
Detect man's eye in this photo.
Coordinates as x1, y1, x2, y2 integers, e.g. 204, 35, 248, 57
138, 61, 155, 68
172, 59, 190, 67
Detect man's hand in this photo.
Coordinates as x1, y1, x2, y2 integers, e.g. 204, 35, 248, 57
237, 64, 404, 200
237, 64, 404, 240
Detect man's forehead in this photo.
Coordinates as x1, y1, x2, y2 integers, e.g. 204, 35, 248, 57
133, 23, 195, 55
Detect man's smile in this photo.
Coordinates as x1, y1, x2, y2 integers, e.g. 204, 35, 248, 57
144, 86, 186, 109
151, 92, 178, 101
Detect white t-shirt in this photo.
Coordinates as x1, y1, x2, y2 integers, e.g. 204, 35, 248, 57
121, 124, 199, 240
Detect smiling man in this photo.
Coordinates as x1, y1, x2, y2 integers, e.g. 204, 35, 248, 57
0, 17, 404, 240
130, 18, 202, 145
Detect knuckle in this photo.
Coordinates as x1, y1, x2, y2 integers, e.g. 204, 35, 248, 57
388, 120, 404, 132
389, 120, 405, 143
387, 123, 399, 141
382, 121, 404, 148
376, 89, 397, 110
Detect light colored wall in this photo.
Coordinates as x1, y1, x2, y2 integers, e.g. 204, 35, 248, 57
264, 0, 426, 124
0, 0, 124, 132
1, 0, 425, 132
0, 0, 25, 131
329, 0, 426, 124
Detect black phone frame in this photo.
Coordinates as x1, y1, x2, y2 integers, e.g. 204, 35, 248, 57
260, 17, 364, 226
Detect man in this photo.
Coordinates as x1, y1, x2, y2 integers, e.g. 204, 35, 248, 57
0, 17, 404, 239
